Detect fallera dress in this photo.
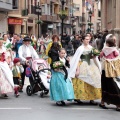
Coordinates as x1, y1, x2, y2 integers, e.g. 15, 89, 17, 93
50, 58, 74, 102
69, 45, 101, 100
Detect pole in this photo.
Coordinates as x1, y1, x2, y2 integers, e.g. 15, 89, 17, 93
38, 2, 40, 39
61, 2, 64, 40
90, 15, 91, 32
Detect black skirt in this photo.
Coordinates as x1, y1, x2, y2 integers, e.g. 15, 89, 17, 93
101, 70, 120, 105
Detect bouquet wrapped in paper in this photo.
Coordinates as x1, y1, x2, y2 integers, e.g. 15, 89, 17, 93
52, 61, 64, 69
91, 48, 100, 57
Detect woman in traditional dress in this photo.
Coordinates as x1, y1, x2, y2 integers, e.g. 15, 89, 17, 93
99, 34, 120, 111
0, 38, 17, 98
31, 34, 37, 49
3, 34, 13, 69
50, 48, 74, 106
46, 35, 62, 64
68, 35, 101, 104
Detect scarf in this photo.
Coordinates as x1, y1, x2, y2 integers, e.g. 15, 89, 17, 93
102, 47, 118, 56
68, 44, 101, 78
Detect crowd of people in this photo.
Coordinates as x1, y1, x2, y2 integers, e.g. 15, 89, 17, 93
0, 30, 120, 112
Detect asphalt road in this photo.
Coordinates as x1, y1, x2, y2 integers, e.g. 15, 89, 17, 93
0, 79, 120, 120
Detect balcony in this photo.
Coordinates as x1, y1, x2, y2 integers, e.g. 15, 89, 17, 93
40, 0, 51, 4
22, 9, 28, 16
52, 15, 57, 22
41, 15, 59, 22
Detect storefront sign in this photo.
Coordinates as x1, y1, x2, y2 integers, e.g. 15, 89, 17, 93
8, 18, 23, 25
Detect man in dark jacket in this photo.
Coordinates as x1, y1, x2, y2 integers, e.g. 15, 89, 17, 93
61, 32, 70, 48
101, 29, 108, 49
72, 35, 81, 53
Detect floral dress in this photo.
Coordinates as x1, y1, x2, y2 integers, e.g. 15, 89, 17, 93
0, 47, 13, 94
72, 48, 101, 100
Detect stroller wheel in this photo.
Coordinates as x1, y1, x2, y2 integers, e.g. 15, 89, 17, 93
40, 92, 44, 98
26, 85, 33, 96
44, 90, 49, 95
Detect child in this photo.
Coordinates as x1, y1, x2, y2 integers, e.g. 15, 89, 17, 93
12, 58, 24, 97
38, 64, 51, 89
99, 34, 120, 111
50, 48, 74, 106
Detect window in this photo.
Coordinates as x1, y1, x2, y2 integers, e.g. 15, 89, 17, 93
42, 5, 45, 15
73, 4, 80, 11
50, 1, 53, 15
12, 0, 18, 9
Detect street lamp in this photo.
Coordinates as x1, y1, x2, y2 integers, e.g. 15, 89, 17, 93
60, 0, 66, 40
88, 9, 92, 32
35, 2, 42, 38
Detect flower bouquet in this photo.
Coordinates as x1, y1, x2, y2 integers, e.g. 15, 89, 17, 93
52, 61, 64, 69
91, 48, 100, 57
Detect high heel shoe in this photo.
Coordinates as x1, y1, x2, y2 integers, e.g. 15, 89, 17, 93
74, 99, 83, 104
90, 100, 98, 105
56, 101, 63, 106
99, 104, 108, 109
116, 107, 120, 111
61, 101, 66, 106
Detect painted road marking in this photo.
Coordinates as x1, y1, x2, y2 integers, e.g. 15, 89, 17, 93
0, 108, 32, 110
62, 108, 112, 111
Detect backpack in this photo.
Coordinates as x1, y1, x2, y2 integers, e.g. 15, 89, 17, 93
25, 66, 32, 77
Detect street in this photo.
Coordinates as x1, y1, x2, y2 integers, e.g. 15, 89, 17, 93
0, 79, 120, 120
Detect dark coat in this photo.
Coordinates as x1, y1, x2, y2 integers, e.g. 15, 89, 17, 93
48, 48, 59, 63
61, 35, 70, 47
72, 39, 81, 49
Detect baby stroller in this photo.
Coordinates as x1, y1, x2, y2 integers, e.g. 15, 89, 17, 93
66, 41, 74, 56
26, 59, 51, 97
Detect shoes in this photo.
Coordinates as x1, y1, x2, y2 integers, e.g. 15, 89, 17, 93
74, 99, 83, 104
56, 101, 63, 106
14, 93, 20, 98
90, 100, 98, 105
0, 94, 8, 99
61, 101, 66, 106
99, 104, 108, 109
19, 89, 23, 92
4, 94, 8, 97
14, 86, 19, 98
116, 107, 120, 112
56, 101, 66, 106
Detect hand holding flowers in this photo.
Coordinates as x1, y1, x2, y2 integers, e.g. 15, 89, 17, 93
52, 61, 64, 70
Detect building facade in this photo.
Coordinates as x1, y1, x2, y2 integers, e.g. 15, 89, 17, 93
8, 0, 38, 36
40, 0, 71, 36
7, 0, 72, 37
72, 0, 101, 34
101, 0, 120, 46
0, 0, 12, 35
72, 0, 82, 34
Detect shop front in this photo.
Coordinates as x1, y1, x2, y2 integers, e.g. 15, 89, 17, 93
8, 17, 23, 35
